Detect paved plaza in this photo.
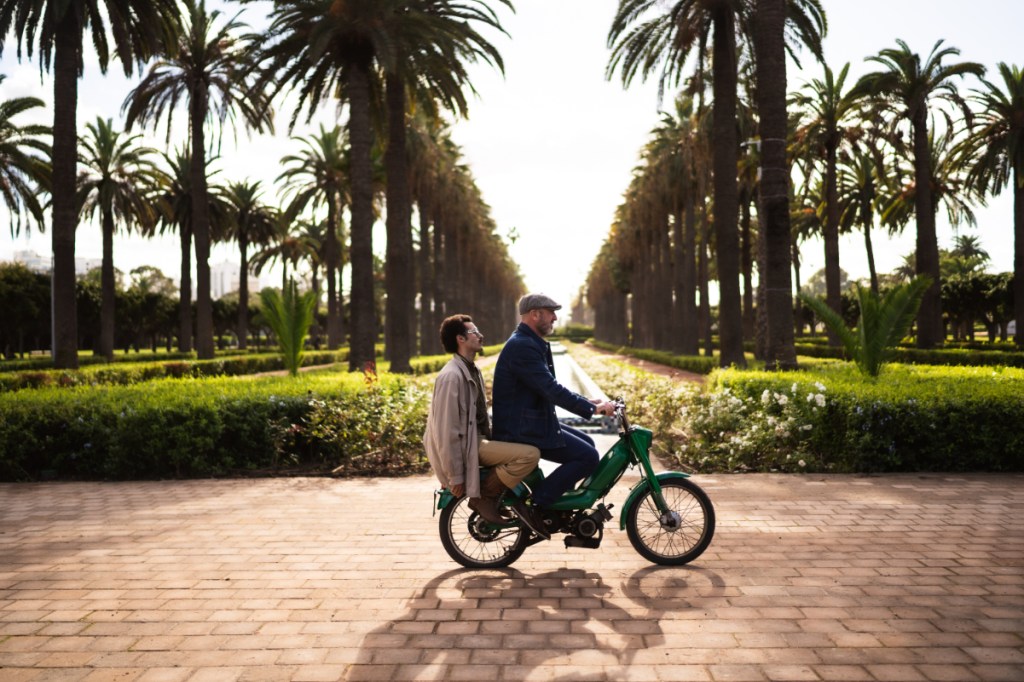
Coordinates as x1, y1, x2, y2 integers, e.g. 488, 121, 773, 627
1, 472, 1022, 681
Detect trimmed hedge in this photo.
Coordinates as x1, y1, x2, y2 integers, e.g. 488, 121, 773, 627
792, 342, 1024, 369
681, 363, 1024, 473
0, 350, 350, 392
587, 340, 720, 375
0, 372, 431, 481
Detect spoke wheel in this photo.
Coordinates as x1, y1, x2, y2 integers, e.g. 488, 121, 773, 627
625, 478, 715, 566
439, 496, 528, 568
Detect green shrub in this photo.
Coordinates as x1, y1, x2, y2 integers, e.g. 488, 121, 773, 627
681, 364, 1024, 473
0, 372, 431, 481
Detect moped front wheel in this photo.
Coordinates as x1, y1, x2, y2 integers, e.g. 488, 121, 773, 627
439, 496, 528, 568
625, 478, 715, 566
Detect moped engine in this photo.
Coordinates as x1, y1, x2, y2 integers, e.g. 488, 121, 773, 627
564, 503, 614, 549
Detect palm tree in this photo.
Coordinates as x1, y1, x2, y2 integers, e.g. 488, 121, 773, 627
880, 127, 983, 257
853, 39, 985, 348
835, 151, 884, 295
0, 75, 50, 237
122, 0, 273, 360
752, 0, 798, 368
956, 62, 1024, 346
76, 117, 164, 361
0, 0, 180, 368
256, 0, 395, 372
278, 126, 348, 350
250, 217, 319, 294
791, 62, 867, 347
225, 181, 278, 350
151, 148, 233, 353
380, 0, 511, 373
607, 0, 825, 367
801, 276, 932, 378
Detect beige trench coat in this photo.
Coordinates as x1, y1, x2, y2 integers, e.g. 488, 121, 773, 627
423, 356, 482, 498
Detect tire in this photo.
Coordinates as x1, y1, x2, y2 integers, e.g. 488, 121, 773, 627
625, 478, 715, 566
439, 495, 529, 569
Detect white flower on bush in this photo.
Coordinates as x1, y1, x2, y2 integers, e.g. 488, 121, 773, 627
791, 382, 798, 394
814, 393, 826, 407
798, 459, 806, 468
776, 392, 788, 406
761, 389, 771, 405
814, 382, 826, 393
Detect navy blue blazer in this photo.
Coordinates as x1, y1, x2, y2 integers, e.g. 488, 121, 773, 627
491, 322, 596, 450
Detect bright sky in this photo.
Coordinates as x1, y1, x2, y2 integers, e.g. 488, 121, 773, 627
2, 0, 1021, 322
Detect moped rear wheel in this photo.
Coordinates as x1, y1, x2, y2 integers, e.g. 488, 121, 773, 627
625, 478, 715, 566
439, 496, 528, 568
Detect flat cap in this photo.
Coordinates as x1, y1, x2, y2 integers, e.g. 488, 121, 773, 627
518, 293, 562, 315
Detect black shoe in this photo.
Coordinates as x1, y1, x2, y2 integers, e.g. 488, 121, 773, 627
511, 500, 550, 540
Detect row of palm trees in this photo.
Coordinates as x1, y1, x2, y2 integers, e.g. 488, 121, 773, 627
586, 0, 1023, 364
0, 0, 525, 370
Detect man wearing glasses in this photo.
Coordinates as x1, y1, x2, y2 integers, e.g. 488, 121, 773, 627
424, 314, 542, 529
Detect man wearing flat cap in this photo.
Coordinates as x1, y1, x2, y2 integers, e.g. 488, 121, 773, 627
491, 293, 616, 538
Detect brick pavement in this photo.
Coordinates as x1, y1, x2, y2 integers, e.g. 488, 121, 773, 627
1, 473, 1022, 681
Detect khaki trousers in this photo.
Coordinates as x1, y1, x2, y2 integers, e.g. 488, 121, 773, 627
478, 439, 541, 489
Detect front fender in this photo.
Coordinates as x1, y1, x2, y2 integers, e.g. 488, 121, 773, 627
619, 472, 691, 530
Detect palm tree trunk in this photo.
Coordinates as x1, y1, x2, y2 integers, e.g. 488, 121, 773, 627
754, 0, 797, 369
237, 235, 249, 350
51, 13, 80, 369
1014, 166, 1023, 347
912, 112, 943, 348
792, 236, 803, 336
824, 142, 842, 346
191, 88, 215, 359
100, 210, 116, 361
698, 207, 713, 357
681, 197, 699, 355
711, 7, 745, 367
348, 61, 377, 372
670, 208, 685, 353
384, 73, 412, 373
418, 204, 433, 354
863, 218, 879, 296
178, 223, 193, 353
740, 193, 754, 339
326, 200, 342, 349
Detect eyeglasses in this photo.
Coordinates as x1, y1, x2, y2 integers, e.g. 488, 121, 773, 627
465, 329, 483, 337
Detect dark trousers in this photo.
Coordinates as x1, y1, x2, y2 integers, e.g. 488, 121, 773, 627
532, 425, 600, 507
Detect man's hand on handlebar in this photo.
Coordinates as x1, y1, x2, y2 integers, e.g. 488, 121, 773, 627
592, 400, 617, 417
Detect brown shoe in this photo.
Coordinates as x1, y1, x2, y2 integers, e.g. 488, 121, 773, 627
511, 499, 550, 540
468, 496, 509, 524
468, 472, 512, 524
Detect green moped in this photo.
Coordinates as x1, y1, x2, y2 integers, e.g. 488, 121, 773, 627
435, 400, 715, 568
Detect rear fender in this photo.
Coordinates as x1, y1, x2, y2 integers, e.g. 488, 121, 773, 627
618, 471, 691, 530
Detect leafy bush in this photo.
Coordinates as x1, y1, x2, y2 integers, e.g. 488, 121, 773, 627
682, 364, 1024, 473
0, 372, 431, 481
568, 346, 700, 462
302, 376, 430, 476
